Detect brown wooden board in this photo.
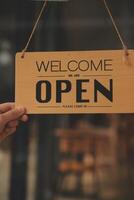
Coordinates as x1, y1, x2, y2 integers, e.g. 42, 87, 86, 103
15, 50, 134, 114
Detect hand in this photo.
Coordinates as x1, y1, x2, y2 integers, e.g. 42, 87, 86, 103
0, 103, 28, 141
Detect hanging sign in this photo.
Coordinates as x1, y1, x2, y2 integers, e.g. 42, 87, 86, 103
15, 50, 134, 114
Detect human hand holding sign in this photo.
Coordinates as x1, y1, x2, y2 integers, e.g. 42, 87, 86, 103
0, 103, 28, 141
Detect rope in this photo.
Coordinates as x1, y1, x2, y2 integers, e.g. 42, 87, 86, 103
102, 0, 129, 56
21, 0, 48, 58
21, 0, 129, 59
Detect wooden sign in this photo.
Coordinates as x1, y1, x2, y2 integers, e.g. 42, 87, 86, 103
15, 50, 134, 114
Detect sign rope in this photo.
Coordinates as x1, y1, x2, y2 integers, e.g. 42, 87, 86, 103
102, 0, 129, 57
21, 0, 48, 58
21, 0, 129, 59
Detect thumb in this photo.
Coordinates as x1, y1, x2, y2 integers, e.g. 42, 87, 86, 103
1, 107, 26, 123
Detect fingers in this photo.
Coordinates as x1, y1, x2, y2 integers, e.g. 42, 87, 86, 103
1, 107, 26, 124
7, 120, 19, 128
0, 103, 28, 142
1, 115, 28, 141
7, 115, 28, 128
0, 127, 17, 141
5, 127, 17, 137
8, 127, 17, 135
0, 103, 14, 113
20, 114, 28, 122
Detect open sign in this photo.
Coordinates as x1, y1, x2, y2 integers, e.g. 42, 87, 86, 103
15, 50, 134, 114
